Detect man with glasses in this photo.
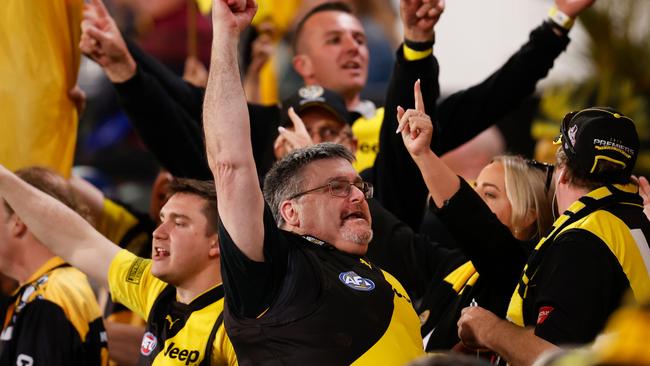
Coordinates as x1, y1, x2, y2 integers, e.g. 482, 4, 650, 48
457, 108, 650, 365
204, 1, 424, 364
273, 85, 357, 160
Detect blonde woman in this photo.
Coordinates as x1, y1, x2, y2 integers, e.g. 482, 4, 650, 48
396, 82, 554, 353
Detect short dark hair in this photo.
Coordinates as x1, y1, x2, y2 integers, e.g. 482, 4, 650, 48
167, 178, 219, 235
263, 143, 355, 225
3, 166, 91, 223
292, 1, 355, 53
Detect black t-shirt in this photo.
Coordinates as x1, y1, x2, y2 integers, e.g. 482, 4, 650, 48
218, 204, 423, 365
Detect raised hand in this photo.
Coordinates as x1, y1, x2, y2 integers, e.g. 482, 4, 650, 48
243, 21, 276, 103
248, 24, 275, 76
212, 0, 257, 37
79, 0, 135, 82
273, 107, 315, 159
400, 0, 445, 42
555, 0, 596, 18
396, 80, 434, 158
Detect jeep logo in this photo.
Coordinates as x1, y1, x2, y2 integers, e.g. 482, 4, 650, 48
163, 342, 200, 365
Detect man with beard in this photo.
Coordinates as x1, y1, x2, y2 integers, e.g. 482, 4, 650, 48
204, 1, 424, 364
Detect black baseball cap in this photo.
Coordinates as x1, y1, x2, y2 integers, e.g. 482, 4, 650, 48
280, 85, 351, 127
553, 107, 639, 182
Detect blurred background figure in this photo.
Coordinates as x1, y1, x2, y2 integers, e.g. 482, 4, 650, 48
0, 0, 83, 177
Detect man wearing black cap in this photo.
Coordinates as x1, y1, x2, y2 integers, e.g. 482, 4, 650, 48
274, 85, 356, 159
456, 107, 650, 366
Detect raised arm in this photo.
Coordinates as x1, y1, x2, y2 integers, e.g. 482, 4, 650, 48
369, 0, 442, 231
0, 165, 118, 284
435, 0, 595, 154
204, 0, 265, 261
400, 83, 527, 281
398, 81, 459, 209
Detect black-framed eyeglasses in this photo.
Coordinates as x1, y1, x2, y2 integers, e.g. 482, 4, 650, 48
526, 159, 555, 192
288, 180, 373, 200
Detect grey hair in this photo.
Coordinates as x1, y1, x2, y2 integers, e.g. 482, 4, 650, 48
263, 143, 355, 226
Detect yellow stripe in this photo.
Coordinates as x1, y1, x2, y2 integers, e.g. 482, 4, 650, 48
442, 262, 477, 293
351, 270, 423, 365
403, 45, 432, 61
591, 155, 627, 173
562, 211, 650, 303
595, 145, 632, 159
506, 283, 525, 326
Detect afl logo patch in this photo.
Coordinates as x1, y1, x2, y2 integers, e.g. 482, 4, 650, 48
140, 332, 158, 356
339, 271, 375, 291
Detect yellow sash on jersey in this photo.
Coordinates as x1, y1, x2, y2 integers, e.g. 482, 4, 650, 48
0, 0, 82, 177
507, 183, 650, 326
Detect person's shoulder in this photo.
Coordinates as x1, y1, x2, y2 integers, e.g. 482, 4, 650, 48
36, 266, 101, 316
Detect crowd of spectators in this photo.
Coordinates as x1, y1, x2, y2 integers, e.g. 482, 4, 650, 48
1, 0, 649, 365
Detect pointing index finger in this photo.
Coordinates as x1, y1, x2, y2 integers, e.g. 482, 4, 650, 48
288, 107, 309, 135
414, 79, 425, 113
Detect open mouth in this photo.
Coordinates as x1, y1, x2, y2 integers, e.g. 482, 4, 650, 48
154, 247, 170, 258
342, 211, 367, 222
341, 60, 361, 70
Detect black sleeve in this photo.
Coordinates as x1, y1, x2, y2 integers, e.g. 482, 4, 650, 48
126, 38, 204, 116
118, 39, 281, 180
218, 204, 289, 318
365, 199, 466, 299
435, 22, 570, 154
369, 46, 441, 231
11, 301, 83, 365
435, 179, 528, 285
531, 231, 629, 345
113, 66, 213, 179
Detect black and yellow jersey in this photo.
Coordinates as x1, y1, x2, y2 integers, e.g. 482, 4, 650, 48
508, 184, 650, 344
0, 257, 109, 365
108, 249, 237, 365
352, 107, 383, 172
219, 204, 424, 365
